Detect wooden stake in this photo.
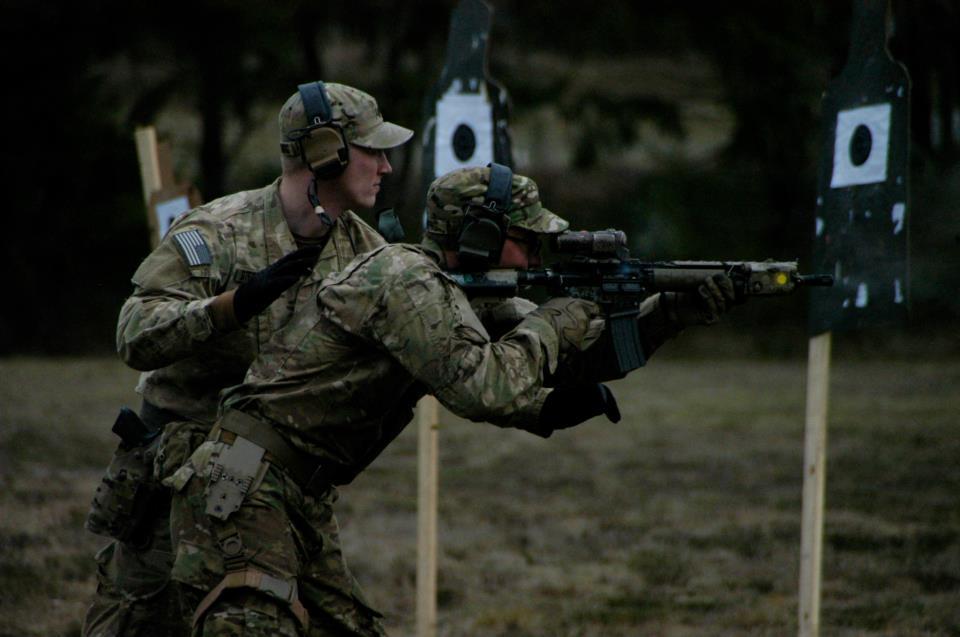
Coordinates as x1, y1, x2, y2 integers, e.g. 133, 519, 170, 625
416, 395, 440, 637
133, 126, 164, 248
799, 331, 832, 637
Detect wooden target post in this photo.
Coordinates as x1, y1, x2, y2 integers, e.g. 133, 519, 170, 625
800, 1, 910, 634
134, 126, 164, 246
134, 125, 200, 248
416, 2, 514, 635
798, 332, 831, 635
416, 396, 440, 637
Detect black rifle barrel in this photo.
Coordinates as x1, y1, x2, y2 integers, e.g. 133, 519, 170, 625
453, 262, 832, 298
795, 274, 834, 286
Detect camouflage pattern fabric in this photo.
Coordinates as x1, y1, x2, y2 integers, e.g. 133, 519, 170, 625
168, 446, 384, 636
83, 496, 185, 637
279, 83, 412, 152
166, 242, 603, 633
424, 166, 569, 247
85, 431, 164, 543
221, 243, 604, 472
525, 296, 606, 361
83, 179, 386, 637
117, 179, 385, 423
469, 296, 538, 340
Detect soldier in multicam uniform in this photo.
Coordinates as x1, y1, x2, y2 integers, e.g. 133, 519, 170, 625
81, 81, 413, 637
165, 164, 739, 635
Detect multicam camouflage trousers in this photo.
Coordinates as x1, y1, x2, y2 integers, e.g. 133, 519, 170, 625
83, 503, 186, 637
82, 419, 209, 637
166, 434, 385, 637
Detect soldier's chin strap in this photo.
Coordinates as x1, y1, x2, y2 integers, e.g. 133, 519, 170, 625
306, 178, 335, 227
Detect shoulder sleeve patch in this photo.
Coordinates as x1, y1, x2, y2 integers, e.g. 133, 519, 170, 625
172, 229, 212, 266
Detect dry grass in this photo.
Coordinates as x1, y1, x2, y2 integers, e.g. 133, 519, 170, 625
1, 354, 958, 636
0, 358, 140, 636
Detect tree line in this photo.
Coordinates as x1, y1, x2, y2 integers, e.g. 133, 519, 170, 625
1, 0, 956, 354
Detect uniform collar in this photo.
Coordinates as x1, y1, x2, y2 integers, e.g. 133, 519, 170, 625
265, 177, 299, 261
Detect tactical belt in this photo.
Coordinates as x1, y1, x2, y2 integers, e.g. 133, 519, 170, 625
140, 399, 187, 430
218, 409, 332, 497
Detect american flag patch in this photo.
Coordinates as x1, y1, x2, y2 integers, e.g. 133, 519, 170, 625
172, 229, 212, 266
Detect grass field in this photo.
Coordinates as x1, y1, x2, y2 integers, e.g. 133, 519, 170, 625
1, 352, 958, 636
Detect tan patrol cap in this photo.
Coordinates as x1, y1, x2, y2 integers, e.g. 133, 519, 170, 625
279, 82, 413, 150
425, 166, 569, 245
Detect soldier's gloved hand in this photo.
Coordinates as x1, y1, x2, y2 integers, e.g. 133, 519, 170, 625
661, 273, 739, 327
528, 383, 621, 438
527, 297, 604, 353
232, 246, 323, 324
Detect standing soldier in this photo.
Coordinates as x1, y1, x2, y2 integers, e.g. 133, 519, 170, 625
165, 165, 739, 635
82, 81, 413, 637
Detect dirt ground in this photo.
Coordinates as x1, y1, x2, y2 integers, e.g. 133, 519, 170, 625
1, 353, 958, 636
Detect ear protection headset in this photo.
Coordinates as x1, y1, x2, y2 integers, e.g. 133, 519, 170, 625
456, 162, 514, 270
281, 81, 350, 180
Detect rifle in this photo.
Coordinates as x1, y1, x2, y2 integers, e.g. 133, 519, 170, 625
451, 230, 833, 374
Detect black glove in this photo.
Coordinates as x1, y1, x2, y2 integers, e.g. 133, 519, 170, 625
530, 383, 621, 438
661, 272, 739, 327
233, 246, 322, 324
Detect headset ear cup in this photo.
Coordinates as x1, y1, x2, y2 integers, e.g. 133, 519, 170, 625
301, 126, 350, 179
457, 215, 506, 269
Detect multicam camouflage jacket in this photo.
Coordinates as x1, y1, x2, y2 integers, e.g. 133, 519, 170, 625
221, 242, 604, 483
116, 178, 386, 424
